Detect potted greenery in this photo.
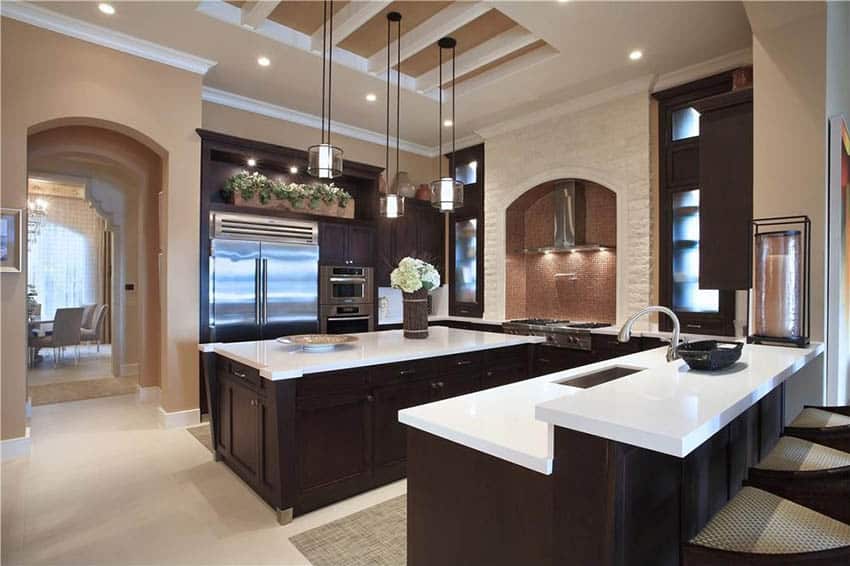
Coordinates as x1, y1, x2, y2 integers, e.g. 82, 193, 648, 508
222, 171, 354, 219
390, 257, 440, 339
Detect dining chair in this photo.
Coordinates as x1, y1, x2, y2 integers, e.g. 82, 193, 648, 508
81, 304, 108, 351
29, 307, 84, 366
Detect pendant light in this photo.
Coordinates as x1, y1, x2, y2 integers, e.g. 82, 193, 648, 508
308, 0, 343, 178
430, 37, 463, 212
380, 12, 405, 218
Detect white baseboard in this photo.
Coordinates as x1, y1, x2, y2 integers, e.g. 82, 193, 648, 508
158, 406, 200, 429
137, 386, 161, 403
120, 363, 139, 377
1, 428, 31, 461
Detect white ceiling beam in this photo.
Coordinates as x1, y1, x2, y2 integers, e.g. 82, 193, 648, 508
367, 1, 490, 74
240, 1, 281, 30
310, 1, 392, 53
415, 27, 537, 93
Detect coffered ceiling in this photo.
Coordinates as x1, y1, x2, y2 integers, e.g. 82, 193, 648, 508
9, 1, 752, 153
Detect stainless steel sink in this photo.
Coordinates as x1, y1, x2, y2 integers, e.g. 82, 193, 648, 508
555, 366, 644, 389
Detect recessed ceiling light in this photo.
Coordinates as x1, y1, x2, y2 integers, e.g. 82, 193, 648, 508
365, 93, 377, 102
257, 56, 271, 67
98, 3, 115, 15
557, 0, 570, 3
443, 119, 453, 127
289, 166, 299, 174
629, 49, 643, 61
247, 158, 257, 167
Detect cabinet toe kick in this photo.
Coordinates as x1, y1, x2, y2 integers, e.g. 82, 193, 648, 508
276, 507, 293, 526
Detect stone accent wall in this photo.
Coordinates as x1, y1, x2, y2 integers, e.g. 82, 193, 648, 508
483, 93, 652, 323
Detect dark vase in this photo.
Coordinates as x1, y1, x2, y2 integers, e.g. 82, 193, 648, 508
402, 288, 429, 339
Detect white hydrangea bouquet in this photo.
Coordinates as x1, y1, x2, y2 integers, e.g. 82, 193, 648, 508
390, 257, 440, 293
390, 257, 440, 339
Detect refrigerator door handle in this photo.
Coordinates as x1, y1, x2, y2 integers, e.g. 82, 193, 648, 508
261, 258, 269, 325
255, 258, 262, 324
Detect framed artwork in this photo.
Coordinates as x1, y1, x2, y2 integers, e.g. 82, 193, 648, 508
0, 208, 23, 272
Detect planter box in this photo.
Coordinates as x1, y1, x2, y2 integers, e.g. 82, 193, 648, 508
232, 193, 354, 219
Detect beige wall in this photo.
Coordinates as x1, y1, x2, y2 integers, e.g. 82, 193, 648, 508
202, 102, 438, 186
1, 18, 202, 438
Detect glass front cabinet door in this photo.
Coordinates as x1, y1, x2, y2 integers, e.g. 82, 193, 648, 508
448, 144, 484, 317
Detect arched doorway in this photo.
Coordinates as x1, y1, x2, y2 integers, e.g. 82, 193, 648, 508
25, 121, 164, 405
505, 178, 617, 322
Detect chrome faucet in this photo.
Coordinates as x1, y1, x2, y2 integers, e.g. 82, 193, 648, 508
618, 306, 682, 362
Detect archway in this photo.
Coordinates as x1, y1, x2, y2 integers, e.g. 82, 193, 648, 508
504, 178, 618, 322
26, 121, 164, 403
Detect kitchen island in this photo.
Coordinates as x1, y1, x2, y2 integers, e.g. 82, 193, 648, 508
400, 342, 824, 566
198, 327, 543, 523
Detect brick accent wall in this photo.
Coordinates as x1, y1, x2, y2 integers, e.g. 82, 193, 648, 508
505, 182, 617, 322
483, 93, 652, 323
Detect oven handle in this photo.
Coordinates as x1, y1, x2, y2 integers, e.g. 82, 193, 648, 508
326, 315, 371, 322
328, 277, 367, 283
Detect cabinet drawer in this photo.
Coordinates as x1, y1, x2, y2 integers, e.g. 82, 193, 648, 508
297, 367, 370, 399
218, 358, 261, 390
439, 351, 484, 374
482, 362, 528, 389
370, 358, 435, 387
591, 334, 641, 360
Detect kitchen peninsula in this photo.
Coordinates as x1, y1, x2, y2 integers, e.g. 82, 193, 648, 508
198, 327, 544, 523
401, 342, 824, 566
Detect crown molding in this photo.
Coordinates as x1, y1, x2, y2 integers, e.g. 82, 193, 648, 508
1, 1, 217, 75
202, 87, 438, 157
652, 48, 753, 93
475, 75, 655, 140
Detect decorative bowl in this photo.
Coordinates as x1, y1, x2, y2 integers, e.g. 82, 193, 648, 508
277, 334, 358, 352
678, 340, 743, 371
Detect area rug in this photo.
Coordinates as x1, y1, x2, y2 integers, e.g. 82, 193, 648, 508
29, 376, 138, 406
187, 423, 213, 453
290, 495, 406, 566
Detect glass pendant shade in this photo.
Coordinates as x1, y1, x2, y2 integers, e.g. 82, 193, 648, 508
430, 177, 463, 212
380, 194, 405, 219
307, 143, 343, 178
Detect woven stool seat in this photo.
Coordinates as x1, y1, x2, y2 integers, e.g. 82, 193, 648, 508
689, 487, 850, 555
755, 436, 850, 472
791, 408, 850, 429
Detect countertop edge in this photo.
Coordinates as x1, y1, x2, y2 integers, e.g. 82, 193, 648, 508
399, 411, 553, 475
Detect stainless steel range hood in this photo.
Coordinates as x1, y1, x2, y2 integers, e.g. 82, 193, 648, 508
524, 180, 609, 254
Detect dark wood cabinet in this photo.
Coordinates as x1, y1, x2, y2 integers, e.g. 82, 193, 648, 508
376, 199, 444, 286
694, 89, 753, 290
295, 392, 373, 510
655, 73, 740, 336
319, 221, 375, 266
372, 379, 434, 478
448, 144, 485, 318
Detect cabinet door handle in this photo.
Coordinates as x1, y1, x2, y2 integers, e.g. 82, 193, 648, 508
455, 360, 472, 367
233, 369, 247, 379
538, 358, 551, 364
250, 399, 257, 407
486, 370, 493, 377
437, 381, 445, 389
366, 395, 374, 403
398, 368, 416, 376
686, 324, 702, 329
430, 381, 440, 390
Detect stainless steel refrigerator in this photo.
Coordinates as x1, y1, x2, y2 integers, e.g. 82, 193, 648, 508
209, 213, 319, 342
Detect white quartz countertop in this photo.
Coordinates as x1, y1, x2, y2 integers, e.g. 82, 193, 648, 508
199, 327, 543, 380
399, 342, 823, 475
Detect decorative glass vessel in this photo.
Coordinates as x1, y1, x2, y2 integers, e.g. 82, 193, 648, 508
753, 230, 804, 341
307, 143, 343, 178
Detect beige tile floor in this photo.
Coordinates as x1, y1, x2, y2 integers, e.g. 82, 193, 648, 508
1, 393, 406, 565
28, 345, 115, 386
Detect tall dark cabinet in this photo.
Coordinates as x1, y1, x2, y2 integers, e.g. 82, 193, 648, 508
655, 73, 752, 336
448, 143, 485, 317
375, 199, 444, 286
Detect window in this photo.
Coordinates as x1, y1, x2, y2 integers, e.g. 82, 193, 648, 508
671, 107, 701, 141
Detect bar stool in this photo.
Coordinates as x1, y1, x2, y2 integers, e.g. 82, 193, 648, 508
745, 436, 850, 524
785, 406, 850, 453
683, 487, 850, 565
